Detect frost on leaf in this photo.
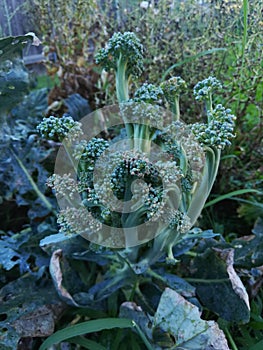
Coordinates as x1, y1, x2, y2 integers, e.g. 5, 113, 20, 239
153, 288, 230, 350
120, 288, 230, 349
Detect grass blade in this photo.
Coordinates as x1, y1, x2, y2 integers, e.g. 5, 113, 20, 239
236, 0, 249, 112
68, 336, 107, 350
204, 189, 261, 208
39, 318, 153, 350
241, 0, 248, 66
230, 198, 263, 210
161, 48, 226, 81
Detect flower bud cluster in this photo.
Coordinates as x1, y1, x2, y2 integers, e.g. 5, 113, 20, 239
37, 115, 82, 141
73, 138, 110, 171
110, 153, 162, 199
95, 31, 144, 78
133, 83, 164, 104
121, 101, 164, 129
155, 160, 182, 185
166, 209, 192, 234
57, 206, 102, 236
161, 134, 181, 161
46, 174, 78, 200
160, 76, 187, 103
192, 104, 236, 149
193, 76, 222, 101
160, 122, 205, 182
181, 171, 193, 192
143, 185, 164, 220
82, 187, 101, 206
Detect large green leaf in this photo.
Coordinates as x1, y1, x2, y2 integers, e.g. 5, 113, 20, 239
0, 226, 51, 273
48, 248, 124, 309
11, 88, 48, 121
0, 35, 35, 116
64, 93, 91, 120
0, 240, 21, 271
233, 217, 263, 268
190, 246, 250, 323
120, 288, 230, 349
0, 275, 65, 349
0, 87, 54, 228
40, 232, 86, 256
153, 288, 230, 349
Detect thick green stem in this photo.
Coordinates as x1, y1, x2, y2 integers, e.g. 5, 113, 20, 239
223, 326, 239, 350
171, 95, 180, 121
116, 57, 129, 103
187, 147, 221, 225
115, 55, 133, 141
206, 93, 213, 119
133, 124, 141, 151
137, 226, 174, 268
139, 124, 152, 153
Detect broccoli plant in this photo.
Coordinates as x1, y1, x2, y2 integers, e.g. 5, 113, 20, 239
37, 32, 236, 274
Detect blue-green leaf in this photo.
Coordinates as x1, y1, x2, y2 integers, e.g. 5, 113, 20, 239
153, 288, 230, 349
190, 247, 250, 323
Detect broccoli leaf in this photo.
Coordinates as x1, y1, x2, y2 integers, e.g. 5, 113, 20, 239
153, 288, 230, 349
120, 288, 230, 349
0, 275, 65, 349
232, 217, 263, 268
0, 35, 34, 117
0, 240, 21, 271
190, 246, 250, 323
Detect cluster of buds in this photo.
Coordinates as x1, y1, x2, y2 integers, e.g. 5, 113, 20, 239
46, 174, 78, 200
57, 206, 102, 236
166, 209, 192, 234
193, 76, 222, 102
192, 104, 236, 149
160, 76, 187, 103
37, 115, 82, 142
133, 83, 164, 104
73, 138, 110, 172
95, 31, 144, 78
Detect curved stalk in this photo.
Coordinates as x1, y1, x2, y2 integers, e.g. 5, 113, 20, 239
187, 146, 221, 224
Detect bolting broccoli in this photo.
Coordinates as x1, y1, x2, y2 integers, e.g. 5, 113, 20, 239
95, 32, 144, 103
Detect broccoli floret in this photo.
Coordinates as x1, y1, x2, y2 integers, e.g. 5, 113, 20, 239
73, 137, 110, 193
133, 83, 164, 104
110, 153, 162, 200
193, 76, 222, 114
161, 76, 187, 101
95, 31, 144, 79
192, 104, 236, 149
74, 138, 110, 171
95, 32, 144, 104
37, 114, 82, 142
57, 207, 102, 236
193, 76, 222, 102
166, 209, 191, 233
160, 76, 187, 119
